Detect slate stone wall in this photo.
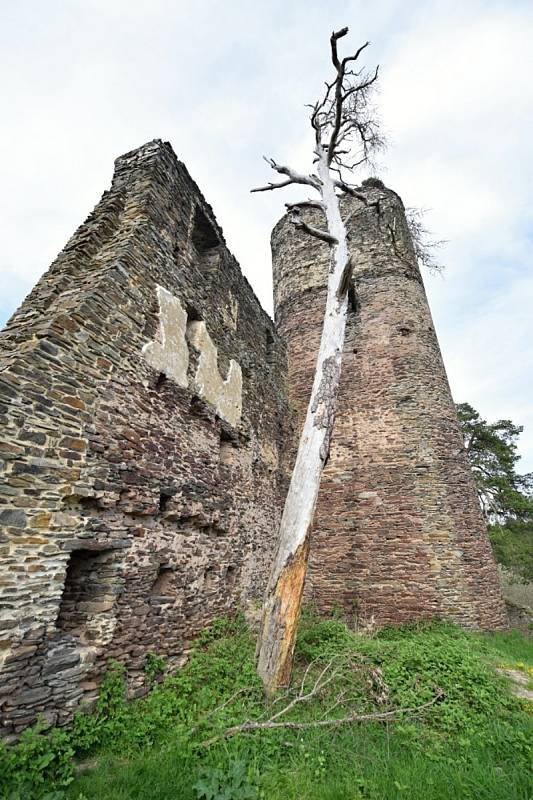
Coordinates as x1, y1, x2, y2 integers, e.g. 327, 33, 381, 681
0, 140, 289, 739
272, 180, 507, 630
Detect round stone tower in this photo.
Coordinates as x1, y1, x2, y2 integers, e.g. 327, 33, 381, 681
272, 179, 507, 629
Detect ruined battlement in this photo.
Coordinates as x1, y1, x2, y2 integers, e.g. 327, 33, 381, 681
0, 140, 290, 738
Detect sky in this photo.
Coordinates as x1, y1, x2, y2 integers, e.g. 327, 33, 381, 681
1, 0, 532, 470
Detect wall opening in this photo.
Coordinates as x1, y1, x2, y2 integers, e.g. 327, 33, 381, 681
153, 372, 167, 390
185, 310, 204, 386
158, 487, 175, 515
219, 428, 239, 468
225, 565, 237, 589
151, 565, 175, 597
186, 304, 203, 323
397, 324, 414, 337
191, 206, 220, 253
57, 548, 115, 640
204, 565, 217, 590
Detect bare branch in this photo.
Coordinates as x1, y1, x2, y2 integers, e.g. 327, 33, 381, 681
290, 210, 338, 245
405, 207, 447, 274
330, 27, 349, 69
333, 180, 370, 203
304, 28, 383, 175
311, 78, 337, 144
200, 691, 443, 747
189, 687, 251, 735
299, 655, 322, 696
268, 658, 337, 723
342, 68, 378, 102
343, 41, 371, 68
321, 690, 347, 718
327, 32, 376, 164
251, 157, 322, 193
251, 178, 298, 193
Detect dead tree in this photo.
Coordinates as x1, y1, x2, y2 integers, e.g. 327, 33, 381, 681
252, 27, 382, 696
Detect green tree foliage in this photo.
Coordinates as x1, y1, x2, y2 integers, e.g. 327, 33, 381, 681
456, 402, 533, 521
489, 520, 533, 582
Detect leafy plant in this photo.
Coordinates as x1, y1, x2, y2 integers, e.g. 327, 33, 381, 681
489, 520, 533, 582
193, 760, 259, 800
1, 613, 531, 800
0, 724, 75, 798
144, 652, 167, 684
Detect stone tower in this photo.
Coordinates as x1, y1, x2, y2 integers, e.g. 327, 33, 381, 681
272, 179, 507, 629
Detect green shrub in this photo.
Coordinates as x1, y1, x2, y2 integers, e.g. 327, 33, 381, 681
0, 724, 75, 798
144, 652, 167, 684
0, 613, 531, 800
193, 760, 259, 799
490, 521, 533, 582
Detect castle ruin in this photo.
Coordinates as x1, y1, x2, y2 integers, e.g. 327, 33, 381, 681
0, 140, 506, 739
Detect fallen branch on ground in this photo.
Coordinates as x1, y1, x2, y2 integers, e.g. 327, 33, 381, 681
199, 693, 443, 747
193, 658, 444, 748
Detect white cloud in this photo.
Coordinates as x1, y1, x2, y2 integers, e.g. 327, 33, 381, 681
374, 1, 533, 469
0, 0, 532, 468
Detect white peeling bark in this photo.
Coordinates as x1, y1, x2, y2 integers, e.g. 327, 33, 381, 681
256, 146, 352, 695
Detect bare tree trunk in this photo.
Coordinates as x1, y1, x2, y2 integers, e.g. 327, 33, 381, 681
252, 26, 380, 695
256, 148, 351, 695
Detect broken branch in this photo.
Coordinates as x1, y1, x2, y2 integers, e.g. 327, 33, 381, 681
336, 256, 354, 300
189, 687, 251, 735
333, 180, 370, 203
251, 157, 321, 193
327, 31, 374, 163
290, 210, 338, 245
200, 692, 443, 747
251, 178, 296, 193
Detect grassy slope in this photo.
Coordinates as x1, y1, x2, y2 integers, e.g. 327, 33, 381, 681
490, 522, 533, 610
489, 522, 533, 583
1, 614, 531, 800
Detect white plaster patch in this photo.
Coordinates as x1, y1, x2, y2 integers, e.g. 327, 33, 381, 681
187, 320, 242, 428
143, 286, 243, 427
142, 286, 189, 387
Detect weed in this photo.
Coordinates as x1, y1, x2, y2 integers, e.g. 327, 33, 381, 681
0, 612, 531, 800
144, 652, 167, 684
193, 759, 259, 799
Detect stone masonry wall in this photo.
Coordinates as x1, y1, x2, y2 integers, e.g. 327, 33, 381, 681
0, 140, 289, 739
272, 179, 507, 630
0, 145, 508, 740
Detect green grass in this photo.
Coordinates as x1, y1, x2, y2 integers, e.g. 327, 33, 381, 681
472, 628, 533, 664
1, 613, 532, 800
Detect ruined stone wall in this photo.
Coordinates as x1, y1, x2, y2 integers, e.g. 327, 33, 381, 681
0, 140, 289, 738
272, 180, 507, 630
0, 143, 508, 739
